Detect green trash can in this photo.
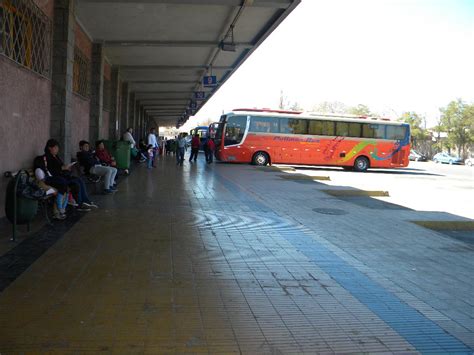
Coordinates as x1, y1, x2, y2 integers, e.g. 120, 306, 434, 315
115, 141, 131, 169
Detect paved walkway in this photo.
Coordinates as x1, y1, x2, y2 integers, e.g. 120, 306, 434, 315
0, 154, 472, 353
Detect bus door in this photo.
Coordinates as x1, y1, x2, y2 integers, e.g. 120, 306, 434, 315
222, 115, 249, 161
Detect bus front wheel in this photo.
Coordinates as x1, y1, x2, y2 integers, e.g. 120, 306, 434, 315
354, 156, 369, 172
252, 152, 270, 166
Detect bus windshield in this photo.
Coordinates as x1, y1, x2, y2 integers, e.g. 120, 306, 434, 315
224, 115, 247, 146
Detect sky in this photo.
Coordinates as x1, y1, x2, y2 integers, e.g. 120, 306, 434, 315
180, 0, 474, 131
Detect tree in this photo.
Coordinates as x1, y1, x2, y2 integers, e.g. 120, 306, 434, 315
397, 111, 429, 148
311, 101, 348, 114
439, 99, 474, 159
348, 104, 372, 116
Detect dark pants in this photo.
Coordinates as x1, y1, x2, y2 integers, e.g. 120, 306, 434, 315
46, 175, 91, 204
204, 148, 214, 163
189, 148, 199, 162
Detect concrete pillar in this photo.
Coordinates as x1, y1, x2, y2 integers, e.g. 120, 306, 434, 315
128, 92, 135, 134
109, 67, 120, 139
120, 82, 129, 136
50, 0, 75, 162
89, 43, 104, 143
134, 99, 140, 136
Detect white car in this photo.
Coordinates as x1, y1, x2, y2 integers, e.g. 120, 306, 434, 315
465, 157, 474, 167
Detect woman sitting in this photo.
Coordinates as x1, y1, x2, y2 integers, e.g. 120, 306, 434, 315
33, 155, 68, 220
43, 139, 97, 212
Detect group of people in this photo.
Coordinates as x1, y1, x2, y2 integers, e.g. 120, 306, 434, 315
124, 127, 216, 168
189, 133, 216, 164
34, 138, 121, 220
34, 127, 217, 220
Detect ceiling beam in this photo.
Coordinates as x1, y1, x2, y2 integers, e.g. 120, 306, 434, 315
138, 98, 188, 101
130, 80, 197, 84
135, 91, 192, 94
121, 65, 232, 71
79, 0, 292, 8
104, 40, 253, 49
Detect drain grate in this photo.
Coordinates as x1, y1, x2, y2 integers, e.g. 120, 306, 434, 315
312, 208, 348, 215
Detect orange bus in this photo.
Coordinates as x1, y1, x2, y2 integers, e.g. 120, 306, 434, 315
214, 108, 410, 172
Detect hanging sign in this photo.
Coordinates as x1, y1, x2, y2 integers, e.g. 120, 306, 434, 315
194, 92, 206, 100
190, 101, 198, 109
202, 75, 217, 87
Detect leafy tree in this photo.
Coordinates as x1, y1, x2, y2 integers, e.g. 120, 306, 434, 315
289, 101, 303, 111
439, 99, 474, 158
397, 111, 429, 147
311, 101, 348, 114
348, 104, 372, 116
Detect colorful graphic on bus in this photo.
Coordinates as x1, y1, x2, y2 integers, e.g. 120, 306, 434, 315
213, 109, 410, 171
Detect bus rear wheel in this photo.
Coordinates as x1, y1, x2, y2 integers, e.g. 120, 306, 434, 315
354, 156, 369, 172
252, 151, 270, 166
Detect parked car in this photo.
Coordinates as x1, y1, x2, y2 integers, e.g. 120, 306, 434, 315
465, 157, 474, 167
408, 150, 427, 161
432, 152, 463, 165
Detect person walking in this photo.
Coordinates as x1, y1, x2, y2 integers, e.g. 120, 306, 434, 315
189, 134, 200, 162
205, 138, 215, 163
177, 134, 186, 166
147, 128, 159, 167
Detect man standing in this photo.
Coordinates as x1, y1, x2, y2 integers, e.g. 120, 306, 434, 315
189, 134, 201, 162
177, 134, 186, 166
147, 128, 159, 167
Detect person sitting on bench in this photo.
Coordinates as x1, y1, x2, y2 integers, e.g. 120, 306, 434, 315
77, 140, 118, 194
33, 155, 68, 220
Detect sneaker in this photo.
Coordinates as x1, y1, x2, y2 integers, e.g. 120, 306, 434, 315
53, 212, 66, 220
82, 201, 98, 208
77, 204, 91, 212
104, 189, 116, 194
110, 186, 117, 191
69, 199, 79, 207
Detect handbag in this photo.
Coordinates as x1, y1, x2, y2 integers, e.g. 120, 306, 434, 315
17, 173, 46, 200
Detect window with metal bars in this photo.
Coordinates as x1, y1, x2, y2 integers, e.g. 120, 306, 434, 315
103, 77, 111, 111
73, 47, 90, 98
0, 0, 51, 77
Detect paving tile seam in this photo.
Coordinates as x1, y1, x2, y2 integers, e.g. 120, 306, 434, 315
212, 167, 474, 354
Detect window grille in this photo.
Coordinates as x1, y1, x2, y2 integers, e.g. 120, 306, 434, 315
103, 77, 111, 111
73, 47, 90, 98
0, 0, 51, 77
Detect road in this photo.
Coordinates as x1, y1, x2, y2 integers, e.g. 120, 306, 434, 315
283, 161, 474, 219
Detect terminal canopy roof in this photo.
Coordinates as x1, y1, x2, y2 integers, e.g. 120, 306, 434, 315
76, 0, 301, 127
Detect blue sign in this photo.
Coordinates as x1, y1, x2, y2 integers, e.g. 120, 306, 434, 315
194, 92, 206, 100
203, 75, 217, 87
190, 101, 198, 109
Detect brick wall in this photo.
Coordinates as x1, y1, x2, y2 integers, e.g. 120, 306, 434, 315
71, 22, 92, 153
0, 0, 54, 218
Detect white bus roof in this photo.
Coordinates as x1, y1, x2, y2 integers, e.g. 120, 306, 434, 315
228, 109, 405, 126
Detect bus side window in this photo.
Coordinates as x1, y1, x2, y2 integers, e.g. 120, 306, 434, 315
348, 123, 362, 137
336, 122, 349, 136
308, 120, 323, 135
363, 124, 385, 139
386, 126, 406, 140
279, 118, 292, 134
290, 119, 308, 134
249, 116, 278, 133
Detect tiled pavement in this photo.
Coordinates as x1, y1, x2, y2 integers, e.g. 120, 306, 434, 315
0, 155, 473, 353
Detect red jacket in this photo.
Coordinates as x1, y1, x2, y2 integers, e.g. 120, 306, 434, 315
207, 139, 215, 151
191, 136, 200, 149
95, 148, 113, 165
